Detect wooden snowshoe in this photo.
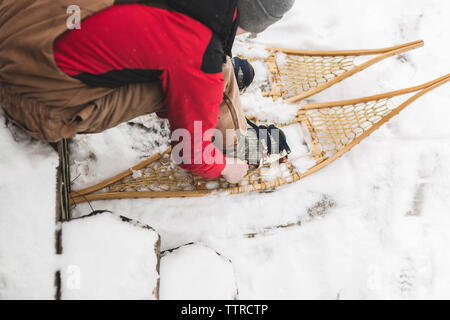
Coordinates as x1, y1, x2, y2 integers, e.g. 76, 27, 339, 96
70, 74, 449, 204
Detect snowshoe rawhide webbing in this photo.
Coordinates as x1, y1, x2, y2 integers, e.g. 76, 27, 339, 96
248, 40, 424, 103
70, 74, 449, 204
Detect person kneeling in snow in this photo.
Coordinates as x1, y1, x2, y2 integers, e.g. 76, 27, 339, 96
0, 0, 294, 183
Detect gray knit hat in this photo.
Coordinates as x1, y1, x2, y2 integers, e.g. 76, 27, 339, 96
238, 0, 295, 33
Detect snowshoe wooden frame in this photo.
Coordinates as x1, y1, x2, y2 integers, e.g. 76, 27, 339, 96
70, 74, 449, 204
259, 40, 424, 103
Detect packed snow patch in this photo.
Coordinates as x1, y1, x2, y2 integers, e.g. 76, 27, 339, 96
160, 244, 237, 300
60, 212, 160, 300
0, 113, 58, 299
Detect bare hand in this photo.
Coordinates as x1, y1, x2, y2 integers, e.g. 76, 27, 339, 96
221, 157, 249, 184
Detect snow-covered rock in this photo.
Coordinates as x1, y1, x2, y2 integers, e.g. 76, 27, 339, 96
0, 113, 58, 299
160, 244, 238, 300
59, 212, 160, 300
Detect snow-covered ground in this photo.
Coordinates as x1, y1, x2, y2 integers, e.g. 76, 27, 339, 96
60, 212, 160, 300
1, 0, 449, 299
0, 119, 58, 299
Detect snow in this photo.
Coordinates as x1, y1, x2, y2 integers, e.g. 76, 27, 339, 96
60, 212, 160, 300
0, 112, 58, 299
160, 244, 238, 300
1, 0, 449, 299
70, 114, 170, 189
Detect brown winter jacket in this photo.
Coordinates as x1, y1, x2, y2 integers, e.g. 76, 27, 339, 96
0, 0, 247, 144
0, 0, 170, 142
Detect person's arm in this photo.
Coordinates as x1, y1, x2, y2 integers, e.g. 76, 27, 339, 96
161, 64, 227, 179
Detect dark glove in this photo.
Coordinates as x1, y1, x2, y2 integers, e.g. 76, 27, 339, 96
232, 57, 255, 91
